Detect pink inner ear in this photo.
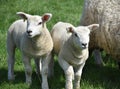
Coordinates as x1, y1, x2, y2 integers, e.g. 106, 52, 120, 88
43, 15, 49, 21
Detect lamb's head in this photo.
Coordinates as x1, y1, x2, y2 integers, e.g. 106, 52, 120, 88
67, 24, 99, 49
17, 12, 52, 38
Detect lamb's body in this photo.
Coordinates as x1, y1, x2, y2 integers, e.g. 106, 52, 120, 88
51, 22, 99, 89
7, 12, 53, 89
51, 22, 88, 65
8, 20, 52, 56
80, 0, 120, 64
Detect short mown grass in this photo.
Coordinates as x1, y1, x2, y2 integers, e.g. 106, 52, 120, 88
0, 0, 120, 89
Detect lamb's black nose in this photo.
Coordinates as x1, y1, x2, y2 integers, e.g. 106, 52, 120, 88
82, 43, 87, 47
27, 30, 32, 34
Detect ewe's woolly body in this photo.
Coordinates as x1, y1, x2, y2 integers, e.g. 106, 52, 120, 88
80, 0, 120, 59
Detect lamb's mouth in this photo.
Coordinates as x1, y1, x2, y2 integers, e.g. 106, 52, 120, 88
82, 46, 88, 49
26, 33, 32, 37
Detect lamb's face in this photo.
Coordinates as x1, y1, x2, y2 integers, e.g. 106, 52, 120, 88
72, 27, 90, 49
67, 24, 99, 49
26, 16, 43, 38
16, 12, 52, 38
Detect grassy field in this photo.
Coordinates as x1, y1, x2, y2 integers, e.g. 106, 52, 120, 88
0, 0, 120, 89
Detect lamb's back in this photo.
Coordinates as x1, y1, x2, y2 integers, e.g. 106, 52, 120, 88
7, 20, 27, 49
51, 22, 73, 54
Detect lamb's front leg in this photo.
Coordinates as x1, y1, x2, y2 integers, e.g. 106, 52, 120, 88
73, 62, 85, 89
58, 57, 74, 89
41, 56, 50, 89
22, 54, 32, 85
34, 58, 41, 77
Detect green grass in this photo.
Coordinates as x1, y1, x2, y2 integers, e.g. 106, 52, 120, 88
0, 0, 120, 89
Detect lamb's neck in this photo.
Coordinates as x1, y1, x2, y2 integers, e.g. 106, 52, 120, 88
68, 38, 87, 59
31, 28, 48, 50
72, 47, 88, 59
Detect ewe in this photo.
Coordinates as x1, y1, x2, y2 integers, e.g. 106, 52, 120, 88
80, 0, 120, 66
50, 22, 99, 89
7, 12, 53, 89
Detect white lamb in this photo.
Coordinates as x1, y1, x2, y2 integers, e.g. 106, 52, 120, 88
7, 12, 53, 89
80, 0, 120, 66
50, 22, 99, 89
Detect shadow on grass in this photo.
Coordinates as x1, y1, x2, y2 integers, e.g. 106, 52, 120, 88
0, 59, 120, 89
81, 58, 120, 89
0, 61, 64, 89
0, 68, 25, 84
0, 68, 48, 89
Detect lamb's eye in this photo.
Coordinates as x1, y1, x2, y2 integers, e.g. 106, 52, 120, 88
38, 22, 42, 25
75, 33, 78, 37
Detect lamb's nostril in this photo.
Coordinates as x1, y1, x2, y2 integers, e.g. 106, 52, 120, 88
27, 30, 32, 34
82, 43, 87, 47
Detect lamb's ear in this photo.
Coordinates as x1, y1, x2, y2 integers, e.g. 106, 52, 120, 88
42, 13, 52, 22
16, 12, 30, 21
66, 27, 75, 33
87, 24, 99, 31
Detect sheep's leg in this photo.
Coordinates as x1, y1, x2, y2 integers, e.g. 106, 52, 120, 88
73, 62, 85, 89
93, 49, 104, 66
58, 57, 74, 89
7, 40, 16, 81
48, 51, 54, 77
22, 55, 32, 85
41, 55, 50, 89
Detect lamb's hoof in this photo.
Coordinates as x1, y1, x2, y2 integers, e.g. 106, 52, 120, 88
8, 75, 15, 81
8, 78, 15, 81
74, 86, 80, 89
26, 80, 32, 86
48, 72, 54, 78
42, 86, 49, 89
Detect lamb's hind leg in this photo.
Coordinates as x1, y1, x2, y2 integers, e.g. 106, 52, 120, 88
48, 51, 54, 77
7, 38, 16, 81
